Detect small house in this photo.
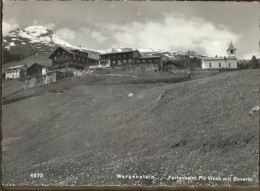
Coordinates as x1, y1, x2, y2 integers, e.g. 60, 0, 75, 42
26, 63, 52, 76
5, 65, 26, 79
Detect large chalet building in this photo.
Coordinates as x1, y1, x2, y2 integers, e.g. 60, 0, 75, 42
99, 50, 163, 71
49, 47, 163, 71
49, 47, 99, 69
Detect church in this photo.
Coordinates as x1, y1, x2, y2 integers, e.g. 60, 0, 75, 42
201, 42, 238, 70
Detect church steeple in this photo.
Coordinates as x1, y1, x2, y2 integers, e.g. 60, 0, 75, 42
227, 41, 236, 57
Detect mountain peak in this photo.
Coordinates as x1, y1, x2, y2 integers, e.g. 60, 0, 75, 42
3, 25, 74, 50
24, 25, 53, 37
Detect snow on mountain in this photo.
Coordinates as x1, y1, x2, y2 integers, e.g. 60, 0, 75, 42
96, 47, 134, 54
3, 25, 203, 64
4, 25, 75, 49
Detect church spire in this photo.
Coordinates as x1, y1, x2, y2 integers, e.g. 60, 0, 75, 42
227, 41, 236, 57
227, 41, 236, 51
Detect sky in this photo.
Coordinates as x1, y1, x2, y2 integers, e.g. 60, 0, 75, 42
2, 1, 260, 59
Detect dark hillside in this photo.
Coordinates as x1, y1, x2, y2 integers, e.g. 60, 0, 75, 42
2, 70, 259, 186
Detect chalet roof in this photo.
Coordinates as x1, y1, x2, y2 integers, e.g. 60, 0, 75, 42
49, 46, 100, 60
99, 50, 141, 56
202, 56, 237, 61
134, 55, 161, 59
78, 49, 100, 60
6, 65, 24, 70
28, 63, 51, 69
227, 42, 236, 50
49, 46, 75, 58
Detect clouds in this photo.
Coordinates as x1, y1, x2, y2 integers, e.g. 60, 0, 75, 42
48, 14, 241, 56
100, 14, 240, 56
2, 13, 242, 56
51, 27, 107, 48
33, 20, 56, 30
55, 28, 76, 41
2, 19, 19, 35
242, 51, 260, 60
89, 31, 107, 44
80, 27, 107, 44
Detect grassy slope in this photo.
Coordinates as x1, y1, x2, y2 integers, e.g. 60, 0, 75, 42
2, 70, 259, 186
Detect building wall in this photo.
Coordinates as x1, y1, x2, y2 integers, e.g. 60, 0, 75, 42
5, 68, 21, 79
100, 52, 135, 67
25, 72, 56, 89
125, 63, 159, 71
52, 48, 98, 69
100, 52, 162, 71
134, 57, 162, 71
27, 65, 44, 76
202, 58, 237, 70
99, 51, 144, 67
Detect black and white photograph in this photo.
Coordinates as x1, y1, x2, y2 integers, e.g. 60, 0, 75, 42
1, 0, 260, 188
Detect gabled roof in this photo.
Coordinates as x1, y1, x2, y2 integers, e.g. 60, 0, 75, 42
49, 46, 100, 60
6, 65, 25, 70
227, 42, 236, 50
28, 63, 51, 69
49, 46, 75, 59
134, 55, 161, 59
202, 56, 237, 61
99, 50, 141, 56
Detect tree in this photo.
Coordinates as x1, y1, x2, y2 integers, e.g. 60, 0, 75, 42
250, 55, 258, 69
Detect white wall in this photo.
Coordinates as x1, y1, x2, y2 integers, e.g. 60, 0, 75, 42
42, 68, 47, 75
202, 58, 237, 70
5, 69, 21, 79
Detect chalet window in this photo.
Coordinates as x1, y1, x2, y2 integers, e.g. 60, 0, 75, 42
219, 63, 221, 67
118, 55, 121, 58
129, 59, 132, 63
148, 59, 151, 62
123, 54, 126, 58
113, 61, 116, 64
229, 63, 231, 67
137, 60, 140, 63
113, 55, 116, 58
123, 59, 126, 63
231, 50, 233, 54
209, 63, 212, 68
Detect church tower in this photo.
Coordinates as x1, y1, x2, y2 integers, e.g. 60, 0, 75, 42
227, 41, 236, 57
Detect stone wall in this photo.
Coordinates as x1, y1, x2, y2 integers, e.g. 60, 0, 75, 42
25, 72, 56, 89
